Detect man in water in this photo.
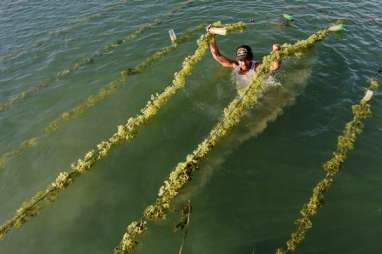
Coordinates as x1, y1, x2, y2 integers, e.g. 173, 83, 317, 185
208, 24, 281, 94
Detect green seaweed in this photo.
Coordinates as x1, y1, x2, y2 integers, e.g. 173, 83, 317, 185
45, 23, 207, 133
0, 23, 206, 170
0, 0, 193, 113
0, 137, 40, 169
113, 25, 338, 254
0, 22, 246, 241
275, 79, 379, 254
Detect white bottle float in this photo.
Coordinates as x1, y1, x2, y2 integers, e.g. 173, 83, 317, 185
362, 89, 374, 102
208, 27, 227, 36
169, 29, 177, 43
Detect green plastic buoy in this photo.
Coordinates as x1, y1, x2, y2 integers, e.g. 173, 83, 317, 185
283, 14, 294, 21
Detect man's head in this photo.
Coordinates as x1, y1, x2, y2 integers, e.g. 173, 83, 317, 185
235, 45, 253, 71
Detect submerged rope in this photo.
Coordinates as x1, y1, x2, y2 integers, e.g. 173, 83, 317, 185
0, 23, 206, 170
176, 200, 192, 254
275, 80, 379, 254
0, 1, 129, 62
113, 25, 341, 254
0, 22, 246, 240
0, 0, 193, 113
46, 1, 129, 39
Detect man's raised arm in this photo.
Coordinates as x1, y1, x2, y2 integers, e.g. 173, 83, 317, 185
208, 26, 236, 68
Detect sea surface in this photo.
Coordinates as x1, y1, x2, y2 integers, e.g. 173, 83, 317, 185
0, 0, 381, 253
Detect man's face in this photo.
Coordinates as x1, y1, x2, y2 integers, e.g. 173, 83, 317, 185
238, 59, 252, 71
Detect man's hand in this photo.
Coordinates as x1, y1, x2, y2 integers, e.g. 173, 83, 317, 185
270, 43, 281, 71
206, 24, 216, 37
272, 43, 281, 52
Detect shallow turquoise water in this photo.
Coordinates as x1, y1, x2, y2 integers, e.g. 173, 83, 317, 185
0, 0, 382, 253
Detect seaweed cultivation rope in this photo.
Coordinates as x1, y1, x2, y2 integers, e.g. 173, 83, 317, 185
0, 1, 130, 63
0, 0, 193, 113
45, 23, 207, 133
0, 23, 207, 170
275, 80, 379, 254
46, 1, 130, 39
113, 25, 343, 254
0, 22, 246, 240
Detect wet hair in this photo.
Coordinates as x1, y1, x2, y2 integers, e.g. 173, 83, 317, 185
235, 45, 253, 61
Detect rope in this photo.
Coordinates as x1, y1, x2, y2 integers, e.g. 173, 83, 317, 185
113, 25, 340, 254
0, 22, 246, 240
176, 200, 192, 254
0, 0, 193, 113
275, 79, 379, 254
0, 23, 206, 170
0, 1, 127, 62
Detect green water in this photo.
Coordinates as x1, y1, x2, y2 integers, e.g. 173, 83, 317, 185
0, 1, 381, 253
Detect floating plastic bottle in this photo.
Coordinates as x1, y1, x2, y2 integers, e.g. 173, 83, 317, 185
362, 89, 374, 102
283, 14, 294, 21
328, 23, 344, 32
169, 29, 177, 43
208, 27, 227, 35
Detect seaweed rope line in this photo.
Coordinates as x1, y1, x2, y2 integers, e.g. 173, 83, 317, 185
275, 80, 379, 254
0, 0, 193, 113
0, 23, 207, 170
113, 24, 344, 254
0, 22, 246, 240
185, 80, 308, 195
0, 1, 129, 62
46, 1, 129, 39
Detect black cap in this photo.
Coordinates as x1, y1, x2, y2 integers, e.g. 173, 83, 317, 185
235, 45, 253, 60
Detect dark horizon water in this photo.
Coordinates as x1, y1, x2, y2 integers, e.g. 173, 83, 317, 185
0, 1, 381, 254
